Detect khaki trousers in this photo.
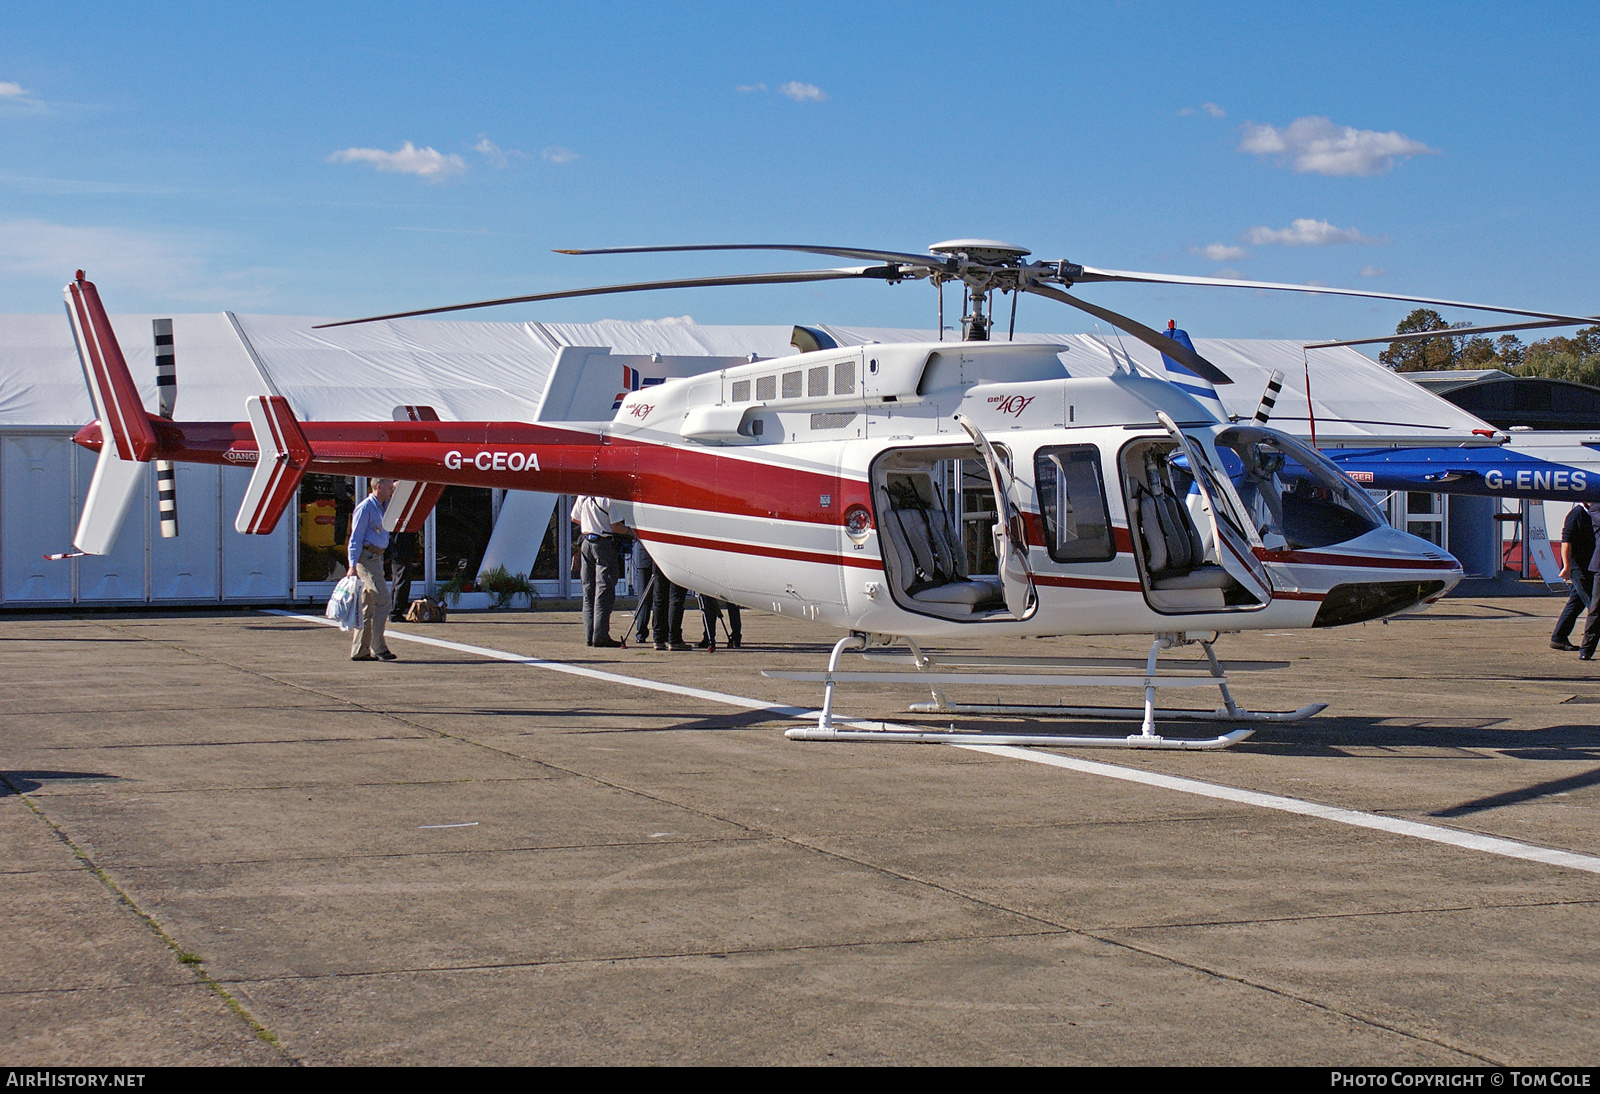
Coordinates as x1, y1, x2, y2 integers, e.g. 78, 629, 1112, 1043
351, 549, 392, 658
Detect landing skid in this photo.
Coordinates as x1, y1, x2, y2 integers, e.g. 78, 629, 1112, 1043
768, 631, 1326, 750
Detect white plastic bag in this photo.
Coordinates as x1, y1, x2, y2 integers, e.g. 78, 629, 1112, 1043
326, 573, 363, 632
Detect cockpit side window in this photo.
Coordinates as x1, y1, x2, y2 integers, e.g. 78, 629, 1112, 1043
1033, 445, 1115, 563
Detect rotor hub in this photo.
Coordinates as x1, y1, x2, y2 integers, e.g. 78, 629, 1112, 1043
928, 239, 1031, 265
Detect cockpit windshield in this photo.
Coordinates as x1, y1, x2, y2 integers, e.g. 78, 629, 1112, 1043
1213, 426, 1386, 550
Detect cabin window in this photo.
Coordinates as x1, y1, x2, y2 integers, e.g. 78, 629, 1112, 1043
731, 379, 751, 402
756, 375, 777, 401
781, 371, 802, 399
834, 360, 856, 395
807, 365, 829, 397
1033, 445, 1115, 563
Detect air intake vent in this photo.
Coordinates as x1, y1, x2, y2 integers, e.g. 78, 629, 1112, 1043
808, 365, 830, 397
730, 379, 751, 402
756, 375, 776, 401
809, 412, 857, 431
834, 360, 856, 395
781, 371, 802, 399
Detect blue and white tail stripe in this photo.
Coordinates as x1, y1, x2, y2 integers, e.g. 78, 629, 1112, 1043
1159, 323, 1227, 419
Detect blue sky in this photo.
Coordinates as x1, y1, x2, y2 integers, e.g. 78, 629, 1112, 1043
4, 1, 1597, 349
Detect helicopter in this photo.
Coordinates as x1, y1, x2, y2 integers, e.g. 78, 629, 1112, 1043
61, 241, 1600, 748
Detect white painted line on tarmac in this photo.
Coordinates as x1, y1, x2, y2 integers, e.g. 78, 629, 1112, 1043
957, 744, 1600, 877
266, 610, 813, 718
267, 611, 1600, 878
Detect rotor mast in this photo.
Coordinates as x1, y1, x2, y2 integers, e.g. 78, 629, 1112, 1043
929, 239, 1032, 342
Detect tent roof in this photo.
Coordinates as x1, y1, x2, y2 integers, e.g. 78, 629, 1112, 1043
0, 313, 1492, 443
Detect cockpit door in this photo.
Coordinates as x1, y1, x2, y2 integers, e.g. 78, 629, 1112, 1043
1157, 412, 1273, 605
954, 413, 1036, 618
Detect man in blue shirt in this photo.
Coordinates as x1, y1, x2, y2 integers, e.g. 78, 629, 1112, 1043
349, 478, 397, 661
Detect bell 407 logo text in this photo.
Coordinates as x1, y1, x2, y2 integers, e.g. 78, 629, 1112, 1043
987, 394, 1036, 417
443, 450, 541, 472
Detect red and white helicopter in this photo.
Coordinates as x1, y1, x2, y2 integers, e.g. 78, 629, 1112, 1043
62, 241, 1596, 748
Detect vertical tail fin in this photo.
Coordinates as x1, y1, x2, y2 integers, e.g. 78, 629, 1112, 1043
64, 272, 158, 462
1159, 322, 1228, 420
64, 272, 155, 554
236, 395, 311, 534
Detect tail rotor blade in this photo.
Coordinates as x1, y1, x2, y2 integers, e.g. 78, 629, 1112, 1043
1024, 283, 1234, 385
153, 319, 178, 538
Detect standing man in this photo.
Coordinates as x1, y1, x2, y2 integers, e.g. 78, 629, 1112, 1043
1577, 502, 1600, 661
1554, 501, 1598, 651
571, 495, 629, 648
349, 477, 397, 662
387, 530, 421, 624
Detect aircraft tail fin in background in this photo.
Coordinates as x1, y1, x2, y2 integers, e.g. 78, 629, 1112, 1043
236, 396, 311, 534
64, 273, 159, 463
1159, 323, 1228, 419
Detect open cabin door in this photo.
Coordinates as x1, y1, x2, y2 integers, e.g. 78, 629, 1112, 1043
1157, 412, 1273, 606
954, 414, 1036, 618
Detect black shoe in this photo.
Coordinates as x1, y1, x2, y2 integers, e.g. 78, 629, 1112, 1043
695, 637, 711, 649
377, 651, 398, 661
669, 641, 694, 652
592, 636, 621, 648
1553, 640, 1581, 652
728, 636, 742, 649
654, 641, 669, 651
351, 653, 376, 662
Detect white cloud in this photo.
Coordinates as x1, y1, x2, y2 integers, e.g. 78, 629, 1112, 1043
1180, 102, 1226, 118
1242, 218, 1377, 246
327, 142, 468, 180
1359, 265, 1387, 278
1239, 115, 1437, 176
541, 146, 579, 164
473, 136, 514, 168
1191, 243, 1246, 262
0, 80, 46, 111
735, 83, 767, 93
779, 81, 827, 102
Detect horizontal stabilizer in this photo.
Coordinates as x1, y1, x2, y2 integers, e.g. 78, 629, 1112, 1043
73, 444, 145, 554
64, 273, 158, 463
384, 481, 445, 533
236, 395, 311, 534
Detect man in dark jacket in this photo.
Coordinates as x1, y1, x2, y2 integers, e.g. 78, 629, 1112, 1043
1553, 503, 1598, 650
1574, 502, 1600, 658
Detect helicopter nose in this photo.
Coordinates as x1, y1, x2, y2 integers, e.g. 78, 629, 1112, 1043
1303, 524, 1463, 627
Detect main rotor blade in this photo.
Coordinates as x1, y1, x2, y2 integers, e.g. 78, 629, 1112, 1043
1023, 283, 1234, 386
313, 267, 899, 328
1073, 267, 1598, 325
1305, 315, 1600, 350
555, 243, 950, 271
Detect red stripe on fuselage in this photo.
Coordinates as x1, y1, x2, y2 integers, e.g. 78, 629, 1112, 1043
637, 527, 884, 570
1254, 546, 1461, 571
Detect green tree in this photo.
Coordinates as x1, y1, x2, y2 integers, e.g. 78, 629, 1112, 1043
1380, 309, 1458, 371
